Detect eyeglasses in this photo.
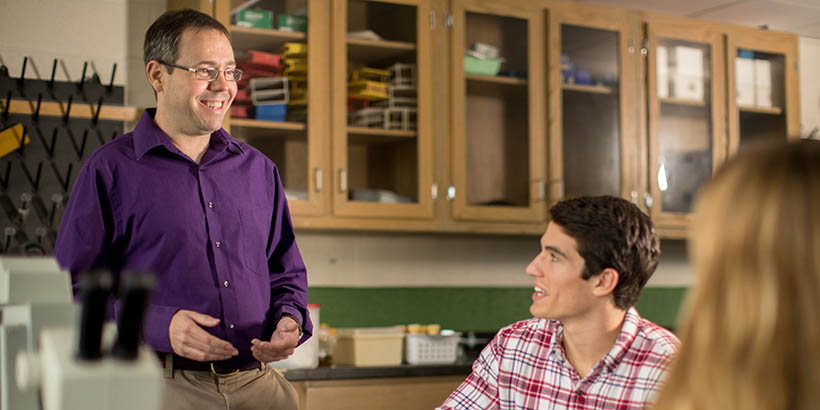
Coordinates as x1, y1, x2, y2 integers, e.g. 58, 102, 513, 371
158, 61, 243, 82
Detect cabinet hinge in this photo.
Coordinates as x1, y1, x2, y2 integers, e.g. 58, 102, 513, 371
431, 183, 438, 200
445, 13, 453, 28
314, 167, 323, 193
429, 11, 436, 30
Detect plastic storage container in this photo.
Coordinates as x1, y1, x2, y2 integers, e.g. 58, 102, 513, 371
464, 55, 502, 76
404, 333, 460, 365
335, 326, 405, 366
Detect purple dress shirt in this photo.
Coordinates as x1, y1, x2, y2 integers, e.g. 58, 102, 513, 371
54, 108, 312, 369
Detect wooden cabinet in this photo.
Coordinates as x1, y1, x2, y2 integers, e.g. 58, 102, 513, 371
546, 3, 642, 206
184, 0, 801, 236
642, 14, 727, 233
291, 376, 463, 410
331, 0, 435, 220
449, 0, 546, 223
726, 26, 801, 153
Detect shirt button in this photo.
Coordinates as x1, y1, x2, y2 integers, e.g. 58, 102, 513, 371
229, 324, 235, 329
208, 202, 213, 208
224, 281, 229, 287
215, 241, 221, 248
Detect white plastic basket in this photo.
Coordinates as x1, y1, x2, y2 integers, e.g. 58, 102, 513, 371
405, 333, 460, 365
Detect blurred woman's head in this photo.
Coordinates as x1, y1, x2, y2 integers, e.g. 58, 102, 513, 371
654, 140, 820, 410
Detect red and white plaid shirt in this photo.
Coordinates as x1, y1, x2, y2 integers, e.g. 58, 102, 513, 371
438, 307, 680, 410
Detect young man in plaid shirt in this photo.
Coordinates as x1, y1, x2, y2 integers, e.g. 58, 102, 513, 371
438, 196, 680, 410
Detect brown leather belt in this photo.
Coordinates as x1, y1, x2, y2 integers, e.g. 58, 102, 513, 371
158, 353, 263, 376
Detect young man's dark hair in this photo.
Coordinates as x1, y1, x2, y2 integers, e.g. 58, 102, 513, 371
549, 195, 660, 309
143, 9, 231, 71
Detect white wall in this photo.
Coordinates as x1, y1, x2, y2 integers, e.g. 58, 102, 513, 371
298, 231, 692, 288
799, 36, 820, 137
0, 0, 164, 107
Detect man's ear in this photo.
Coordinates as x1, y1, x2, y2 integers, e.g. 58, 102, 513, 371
146, 61, 165, 94
591, 268, 619, 297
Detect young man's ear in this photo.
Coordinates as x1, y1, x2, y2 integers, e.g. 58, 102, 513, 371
591, 268, 619, 297
146, 61, 165, 94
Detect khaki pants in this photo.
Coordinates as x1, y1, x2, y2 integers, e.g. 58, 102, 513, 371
161, 365, 298, 410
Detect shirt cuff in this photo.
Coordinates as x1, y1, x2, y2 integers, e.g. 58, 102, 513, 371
141, 304, 179, 352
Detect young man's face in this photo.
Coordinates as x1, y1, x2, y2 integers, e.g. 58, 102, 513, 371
526, 222, 597, 322
158, 28, 236, 137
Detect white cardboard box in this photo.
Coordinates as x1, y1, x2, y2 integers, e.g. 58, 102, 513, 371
672, 46, 704, 100
735, 57, 756, 106
754, 59, 773, 107
656, 46, 669, 98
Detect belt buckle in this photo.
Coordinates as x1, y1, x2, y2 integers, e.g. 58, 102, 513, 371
210, 363, 240, 377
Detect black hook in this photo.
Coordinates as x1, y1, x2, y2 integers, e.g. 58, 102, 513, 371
3, 226, 16, 253
19, 161, 42, 192
108, 63, 117, 91
111, 129, 118, 142
34, 125, 58, 159
18, 57, 28, 87
93, 127, 106, 145
32, 94, 43, 122
14, 125, 28, 156
50, 162, 73, 193
93, 96, 103, 125
0, 162, 12, 191
63, 95, 73, 123
49, 59, 58, 89
79, 61, 88, 89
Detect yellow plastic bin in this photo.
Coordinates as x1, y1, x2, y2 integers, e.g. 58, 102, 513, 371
335, 326, 405, 366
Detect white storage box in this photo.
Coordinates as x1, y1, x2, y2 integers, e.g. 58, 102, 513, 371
405, 333, 460, 365
735, 57, 756, 106
335, 326, 405, 366
656, 45, 669, 98
269, 304, 320, 369
754, 59, 773, 107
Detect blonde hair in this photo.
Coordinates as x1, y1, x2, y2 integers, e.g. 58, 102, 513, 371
654, 140, 820, 410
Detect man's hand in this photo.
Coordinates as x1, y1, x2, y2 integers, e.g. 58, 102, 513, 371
250, 316, 300, 363
169, 310, 238, 361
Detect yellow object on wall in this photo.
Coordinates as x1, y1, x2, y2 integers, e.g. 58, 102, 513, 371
0, 124, 29, 158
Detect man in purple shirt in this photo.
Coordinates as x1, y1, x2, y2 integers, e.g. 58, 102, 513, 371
54, 9, 310, 410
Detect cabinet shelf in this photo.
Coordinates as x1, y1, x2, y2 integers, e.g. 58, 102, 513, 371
562, 83, 614, 94
230, 26, 305, 51
230, 118, 306, 140
465, 74, 527, 86
660, 97, 707, 107
347, 38, 417, 64
347, 126, 417, 145
738, 105, 783, 115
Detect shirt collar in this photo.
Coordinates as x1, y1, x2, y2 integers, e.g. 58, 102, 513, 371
133, 108, 245, 161
547, 307, 642, 374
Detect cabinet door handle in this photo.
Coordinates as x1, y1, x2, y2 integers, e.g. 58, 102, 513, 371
644, 193, 653, 209
338, 169, 347, 193
314, 168, 322, 193
431, 183, 438, 200
630, 190, 639, 205
535, 179, 546, 201
447, 186, 456, 201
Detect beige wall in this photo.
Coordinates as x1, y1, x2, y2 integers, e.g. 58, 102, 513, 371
0, 0, 164, 107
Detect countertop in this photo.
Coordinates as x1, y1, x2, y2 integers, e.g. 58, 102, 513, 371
281, 361, 474, 381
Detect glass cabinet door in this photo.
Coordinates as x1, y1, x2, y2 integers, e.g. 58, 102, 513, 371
646, 19, 726, 229
214, 0, 331, 216
330, 0, 434, 219
450, 0, 546, 223
727, 29, 800, 154
548, 5, 640, 204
